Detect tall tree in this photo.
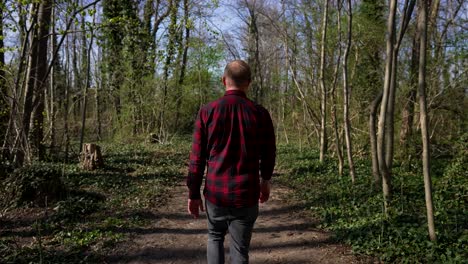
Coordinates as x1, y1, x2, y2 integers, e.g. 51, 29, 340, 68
377, 0, 397, 212
29, 0, 53, 161
2, 1, 30, 161
369, 92, 382, 187
141, 0, 172, 74
174, 0, 191, 129
159, 0, 179, 138
102, 0, 138, 116
14, 0, 52, 164
384, 0, 415, 169
95, 46, 103, 140
64, 30, 72, 162
244, 0, 263, 103
417, 0, 436, 242
355, 0, 385, 187
318, 0, 329, 163
342, 0, 356, 183
377, 0, 415, 212
79, 9, 96, 152
331, 0, 343, 176
47, 2, 57, 154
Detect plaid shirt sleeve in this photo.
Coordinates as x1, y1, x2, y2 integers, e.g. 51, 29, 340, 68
258, 105, 276, 181
186, 108, 207, 200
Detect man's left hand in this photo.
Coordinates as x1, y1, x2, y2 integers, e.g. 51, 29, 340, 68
259, 180, 271, 203
188, 199, 204, 218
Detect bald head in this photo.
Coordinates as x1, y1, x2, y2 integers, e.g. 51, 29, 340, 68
223, 60, 251, 89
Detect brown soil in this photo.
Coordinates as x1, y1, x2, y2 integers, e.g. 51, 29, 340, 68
106, 182, 376, 264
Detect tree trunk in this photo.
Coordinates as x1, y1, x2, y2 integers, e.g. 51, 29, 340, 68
253, 7, 263, 103
3, 2, 34, 161
79, 12, 95, 153
15, 1, 52, 165
319, 0, 329, 163
95, 46, 103, 140
385, 0, 416, 169
72, 14, 79, 121
102, 0, 135, 118
30, 0, 52, 161
399, 35, 419, 152
429, 0, 440, 29
159, 0, 179, 138
342, 0, 356, 183
2, 2, 34, 161
244, 0, 263, 103
142, 0, 153, 73
15, 3, 40, 165
331, 0, 343, 176
377, 0, 397, 213
64, 33, 72, 163
47, 3, 57, 156
417, 0, 436, 242
370, 92, 382, 188
384, 49, 397, 169
174, 0, 190, 129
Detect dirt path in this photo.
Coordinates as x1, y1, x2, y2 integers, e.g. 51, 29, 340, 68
107, 182, 372, 264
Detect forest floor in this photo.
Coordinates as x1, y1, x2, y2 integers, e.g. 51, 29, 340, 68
1, 142, 377, 264
3, 140, 466, 263
106, 181, 374, 264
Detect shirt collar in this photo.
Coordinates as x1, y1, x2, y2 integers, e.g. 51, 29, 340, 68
224, 90, 247, 98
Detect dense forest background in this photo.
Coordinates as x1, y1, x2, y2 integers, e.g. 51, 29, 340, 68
0, 0, 465, 162
0, 0, 467, 262
0, 0, 466, 166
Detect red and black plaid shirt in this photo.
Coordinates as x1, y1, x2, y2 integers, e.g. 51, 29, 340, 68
187, 90, 276, 208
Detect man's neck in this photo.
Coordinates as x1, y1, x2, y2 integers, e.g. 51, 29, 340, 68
226, 87, 247, 92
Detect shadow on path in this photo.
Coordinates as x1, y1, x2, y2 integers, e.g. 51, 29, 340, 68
106, 183, 370, 264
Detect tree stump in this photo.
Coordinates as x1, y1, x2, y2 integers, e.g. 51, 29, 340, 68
80, 143, 104, 170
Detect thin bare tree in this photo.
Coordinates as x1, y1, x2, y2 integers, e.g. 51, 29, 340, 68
384, 0, 415, 169
79, 7, 96, 153
377, 0, 415, 213
342, 0, 355, 183
377, 0, 397, 212
331, 0, 344, 176
159, 0, 179, 139
319, 0, 329, 163
417, 0, 436, 242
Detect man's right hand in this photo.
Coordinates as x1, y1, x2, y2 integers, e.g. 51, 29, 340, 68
188, 199, 204, 218
259, 180, 271, 203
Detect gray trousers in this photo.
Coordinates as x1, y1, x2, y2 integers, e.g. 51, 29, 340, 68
205, 200, 259, 264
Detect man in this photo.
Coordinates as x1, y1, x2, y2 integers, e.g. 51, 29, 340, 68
186, 60, 276, 264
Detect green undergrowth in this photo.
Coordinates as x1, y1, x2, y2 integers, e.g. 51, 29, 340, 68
0, 138, 190, 263
276, 143, 467, 263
